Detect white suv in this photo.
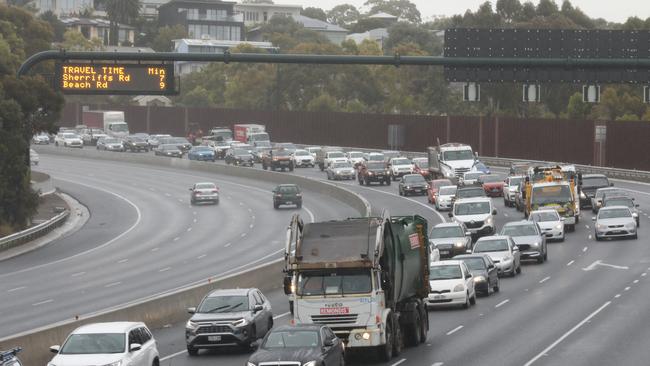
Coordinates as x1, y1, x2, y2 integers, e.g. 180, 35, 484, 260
54, 132, 83, 148
48, 322, 159, 366
449, 197, 497, 238
389, 157, 414, 181
324, 151, 348, 167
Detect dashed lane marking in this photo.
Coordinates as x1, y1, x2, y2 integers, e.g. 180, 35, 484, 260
539, 276, 551, 284
624, 286, 631, 291
432, 363, 444, 366
225, 243, 232, 248
151, 247, 159, 252
583, 247, 588, 252
118, 259, 128, 264
633, 279, 639, 284
446, 325, 464, 335
241, 233, 247, 238
495, 299, 510, 308
567, 260, 575, 266
71, 272, 86, 277
391, 358, 407, 366
159, 267, 171, 273
615, 294, 621, 298
104, 281, 121, 288
7, 287, 26, 292
32, 299, 53, 306
197, 254, 206, 259
187, 227, 192, 232
173, 237, 179, 242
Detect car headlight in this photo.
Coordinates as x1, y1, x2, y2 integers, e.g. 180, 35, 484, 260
625, 222, 636, 229
303, 362, 318, 366
406, 186, 411, 189
473, 275, 486, 283
454, 241, 465, 248
596, 223, 607, 231
580, 191, 586, 199
186, 320, 198, 330
247, 363, 257, 366
453, 284, 465, 292
232, 318, 249, 327
531, 242, 539, 248
486, 217, 494, 225
555, 224, 563, 230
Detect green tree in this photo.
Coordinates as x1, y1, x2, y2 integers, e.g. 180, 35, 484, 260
536, 0, 559, 17
0, 5, 63, 233
306, 93, 339, 111
364, 0, 421, 23
327, 4, 361, 27
566, 92, 591, 119
39, 11, 66, 42
301, 7, 327, 22
385, 21, 443, 55
496, 0, 522, 23
62, 29, 104, 50
151, 25, 186, 51
105, 0, 139, 45
520, 1, 537, 21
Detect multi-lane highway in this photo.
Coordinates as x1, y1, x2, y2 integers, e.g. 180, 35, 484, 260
8, 147, 650, 366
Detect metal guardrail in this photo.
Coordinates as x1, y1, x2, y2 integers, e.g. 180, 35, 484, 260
0, 209, 69, 253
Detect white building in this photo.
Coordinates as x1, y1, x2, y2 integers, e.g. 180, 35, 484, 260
33, 0, 93, 16
172, 38, 277, 75
346, 28, 389, 49
234, 2, 302, 27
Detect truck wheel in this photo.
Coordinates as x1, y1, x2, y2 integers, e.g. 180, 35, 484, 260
386, 179, 391, 186
319, 164, 324, 171
405, 307, 422, 346
419, 306, 428, 343
379, 316, 394, 362
393, 319, 403, 357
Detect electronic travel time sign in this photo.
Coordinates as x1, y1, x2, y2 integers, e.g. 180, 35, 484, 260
57, 63, 175, 95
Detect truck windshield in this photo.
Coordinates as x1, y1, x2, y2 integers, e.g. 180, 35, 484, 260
110, 124, 128, 132
443, 150, 474, 161
509, 177, 524, 186
328, 152, 345, 158
297, 270, 371, 296
454, 202, 490, 215
250, 133, 269, 141
212, 131, 232, 140
531, 185, 572, 205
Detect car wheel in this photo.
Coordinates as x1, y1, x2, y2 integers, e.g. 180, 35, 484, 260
537, 256, 544, 264
470, 292, 476, 305
399, 189, 403, 196
633, 233, 638, 240
493, 278, 500, 293
386, 179, 391, 186
187, 346, 198, 356
190, 199, 195, 205
516, 264, 522, 274
463, 293, 470, 309
543, 251, 548, 261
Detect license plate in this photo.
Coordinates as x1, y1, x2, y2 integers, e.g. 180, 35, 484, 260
440, 250, 450, 255
208, 336, 221, 342
285, 201, 292, 205
434, 295, 445, 300
320, 307, 350, 315
414, 189, 421, 192
280, 161, 289, 165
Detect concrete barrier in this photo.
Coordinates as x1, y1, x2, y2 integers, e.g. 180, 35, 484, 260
4, 146, 370, 366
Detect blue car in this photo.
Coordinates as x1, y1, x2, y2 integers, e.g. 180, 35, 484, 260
475, 161, 491, 174
187, 146, 216, 162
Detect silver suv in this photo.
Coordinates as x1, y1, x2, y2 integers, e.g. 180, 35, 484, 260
185, 288, 273, 355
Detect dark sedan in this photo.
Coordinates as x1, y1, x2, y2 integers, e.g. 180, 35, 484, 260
248, 324, 345, 366
155, 144, 183, 158
273, 184, 302, 209
188, 146, 216, 162
453, 254, 500, 296
123, 136, 150, 152
398, 174, 429, 196
160, 137, 193, 152
225, 148, 254, 167
579, 174, 611, 209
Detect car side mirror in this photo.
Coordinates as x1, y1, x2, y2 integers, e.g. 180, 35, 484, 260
323, 339, 334, 347
253, 304, 264, 312
187, 307, 196, 314
466, 273, 472, 278
560, 217, 566, 222
488, 264, 495, 269
130, 343, 142, 352
591, 217, 596, 221
610, 183, 614, 187
492, 209, 497, 215
513, 245, 519, 251
448, 212, 453, 218
50, 345, 60, 354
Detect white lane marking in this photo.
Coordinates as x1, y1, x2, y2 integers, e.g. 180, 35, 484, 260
583, 247, 588, 252
151, 247, 159, 252
193, 211, 197, 215
523, 301, 611, 366
303, 206, 316, 223
0, 178, 143, 279
193, 218, 198, 223
177, 199, 183, 203
495, 299, 510, 308
187, 227, 192, 232
32, 299, 53, 306
614, 294, 621, 298
118, 259, 128, 264
504, 213, 509, 217
173, 237, 179, 242
249, 224, 254, 229
642, 273, 647, 277
160, 350, 187, 362
241, 233, 247, 238
273, 312, 290, 320
432, 363, 444, 366
252, 215, 256, 220
567, 260, 575, 266
197, 254, 207, 259
7, 286, 26, 292
633, 279, 639, 284
446, 325, 463, 335
624, 287, 631, 291
159, 267, 171, 272
105, 281, 121, 288
149, 187, 156, 191
391, 358, 407, 366
588, 234, 592, 240
585, 225, 590, 229
239, 202, 244, 206
248, 208, 252, 212
71, 271, 86, 277
583, 260, 629, 271
225, 243, 232, 248
539, 276, 551, 284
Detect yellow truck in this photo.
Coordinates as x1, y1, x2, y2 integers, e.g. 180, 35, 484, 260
523, 166, 579, 232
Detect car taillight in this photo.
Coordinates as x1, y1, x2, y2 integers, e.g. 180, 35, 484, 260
212, 189, 219, 193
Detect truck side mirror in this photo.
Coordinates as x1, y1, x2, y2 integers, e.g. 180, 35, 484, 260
448, 212, 453, 218
492, 209, 497, 215
283, 275, 292, 295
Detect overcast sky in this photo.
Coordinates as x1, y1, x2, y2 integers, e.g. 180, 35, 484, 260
278, 0, 648, 23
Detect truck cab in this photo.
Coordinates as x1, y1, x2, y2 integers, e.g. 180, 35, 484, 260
428, 143, 478, 181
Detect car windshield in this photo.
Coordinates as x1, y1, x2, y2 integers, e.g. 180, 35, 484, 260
278, 186, 299, 194
582, 177, 610, 188
430, 226, 464, 238
233, 149, 249, 155
256, 141, 271, 147
501, 224, 538, 236
455, 201, 490, 215
403, 175, 426, 183
530, 211, 560, 222
110, 124, 128, 132
457, 188, 485, 198
264, 330, 320, 349
368, 154, 384, 161
62, 133, 78, 138
297, 270, 371, 296
198, 295, 249, 313
171, 138, 189, 144
332, 162, 352, 168
604, 199, 633, 207
531, 185, 573, 205
192, 146, 212, 152
596, 189, 622, 198
161, 144, 178, 150
429, 265, 462, 280
480, 175, 502, 183
460, 257, 487, 271
392, 158, 411, 165
443, 150, 474, 161
104, 138, 120, 143
474, 239, 509, 253
295, 150, 310, 156
366, 163, 385, 170
464, 172, 482, 180
349, 152, 364, 158
130, 137, 145, 142
439, 186, 457, 195
60, 333, 125, 354
599, 208, 632, 219
509, 177, 524, 186
195, 183, 216, 190
328, 152, 345, 158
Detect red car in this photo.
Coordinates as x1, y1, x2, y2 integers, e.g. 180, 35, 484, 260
427, 179, 454, 204
479, 174, 505, 197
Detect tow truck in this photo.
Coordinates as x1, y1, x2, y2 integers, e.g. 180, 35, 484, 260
523, 165, 579, 232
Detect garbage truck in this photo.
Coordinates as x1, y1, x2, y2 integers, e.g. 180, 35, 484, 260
283, 212, 430, 361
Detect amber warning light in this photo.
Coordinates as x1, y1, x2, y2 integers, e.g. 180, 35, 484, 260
57, 63, 175, 95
